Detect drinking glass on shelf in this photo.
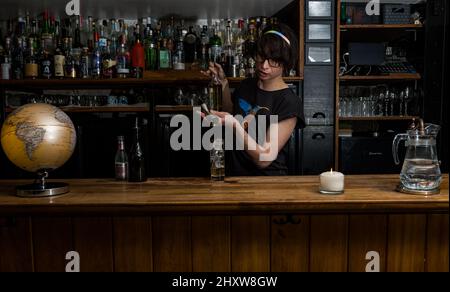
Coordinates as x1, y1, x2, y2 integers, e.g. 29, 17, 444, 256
403, 86, 412, 116
345, 97, 352, 117
339, 97, 346, 117
174, 88, 185, 105
398, 90, 405, 116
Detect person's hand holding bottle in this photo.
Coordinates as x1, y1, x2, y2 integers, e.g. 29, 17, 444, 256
201, 62, 228, 90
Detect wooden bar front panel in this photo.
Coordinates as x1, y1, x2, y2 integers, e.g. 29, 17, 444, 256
192, 216, 230, 272
0, 217, 33, 272
0, 213, 448, 272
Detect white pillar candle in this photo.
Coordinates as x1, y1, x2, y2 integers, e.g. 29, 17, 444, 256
320, 170, 345, 193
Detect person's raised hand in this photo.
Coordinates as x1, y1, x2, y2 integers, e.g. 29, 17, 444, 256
200, 62, 227, 85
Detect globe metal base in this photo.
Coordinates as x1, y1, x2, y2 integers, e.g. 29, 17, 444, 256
16, 182, 69, 198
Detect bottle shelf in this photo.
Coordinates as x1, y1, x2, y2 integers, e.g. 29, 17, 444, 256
340, 24, 423, 30
5, 105, 150, 113
339, 116, 419, 121
155, 105, 194, 113
228, 76, 303, 85
0, 74, 304, 88
339, 73, 421, 81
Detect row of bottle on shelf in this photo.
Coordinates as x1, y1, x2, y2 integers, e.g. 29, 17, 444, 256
339, 85, 420, 118
0, 12, 287, 80
5, 89, 148, 108
5, 82, 223, 110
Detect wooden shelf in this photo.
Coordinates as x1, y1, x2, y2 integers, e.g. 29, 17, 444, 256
0, 75, 304, 89
228, 76, 303, 85
155, 105, 194, 113
339, 73, 421, 81
5, 106, 149, 113
339, 116, 419, 121
340, 24, 423, 30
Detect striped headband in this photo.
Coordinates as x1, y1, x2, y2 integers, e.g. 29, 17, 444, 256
264, 30, 291, 46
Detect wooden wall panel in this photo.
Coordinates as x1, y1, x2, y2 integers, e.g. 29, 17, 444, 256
113, 217, 153, 272
387, 214, 426, 272
271, 215, 309, 272
231, 216, 270, 272
33, 217, 73, 272
310, 215, 348, 272
348, 215, 387, 272
0, 217, 33, 272
152, 216, 192, 272
73, 217, 114, 272
192, 216, 230, 272
426, 214, 449, 272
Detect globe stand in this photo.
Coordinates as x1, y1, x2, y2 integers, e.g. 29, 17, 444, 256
16, 171, 69, 198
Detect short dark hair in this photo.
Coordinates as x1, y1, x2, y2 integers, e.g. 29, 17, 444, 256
257, 23, 298, 76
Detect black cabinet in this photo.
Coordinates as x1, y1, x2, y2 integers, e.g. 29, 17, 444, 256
339, 136, 403, 175
301, 126, 333, 174
303, 66, 335, 125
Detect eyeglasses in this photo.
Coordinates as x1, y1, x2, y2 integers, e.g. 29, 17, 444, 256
255, 56, 281, 68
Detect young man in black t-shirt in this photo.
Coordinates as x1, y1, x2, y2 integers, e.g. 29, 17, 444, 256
202, 24, 305, 176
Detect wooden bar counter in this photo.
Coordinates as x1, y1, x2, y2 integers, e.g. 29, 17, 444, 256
0, 175, 448, 272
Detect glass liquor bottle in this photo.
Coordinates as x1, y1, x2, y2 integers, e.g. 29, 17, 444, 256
1, 55, 12, 80
79, 47, 90, 78
210, 139, 225, 181
24, 41, 39, 79
115, 136, 128, 181
91, 32, 102, 79
39, 39, 53, 79
184, 26, 199, 64
116, 35, 130, 78
131, 31, 145, 78
12, 36, 25, 80
1, 37, 12, 80
209, 26, 222, 64
208, 74, 223, 111
129, 118, 147, 182
102, 40, 116, 78
144, 28, 157, 70
54, 40, 65, 79
173, 33, 185, 70
158, 38, 171, 70
64, 38, 78, 79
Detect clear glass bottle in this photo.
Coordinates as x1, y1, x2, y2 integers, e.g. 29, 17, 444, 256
115, 136, 128, 181
91, 32, 102, 79
208, 74, 223, 111
102, 40, 116, 79
129, 118, 147, 182
1, 55, 12, 80
210, 139, 225, 181
173, 36, 186, 70
116, 35, 130, 78
79, 47, 90, 78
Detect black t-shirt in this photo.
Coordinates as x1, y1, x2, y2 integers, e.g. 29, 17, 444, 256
229, 78, 305, 176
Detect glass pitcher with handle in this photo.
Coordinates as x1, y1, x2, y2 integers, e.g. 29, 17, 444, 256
392, 119, 442, 193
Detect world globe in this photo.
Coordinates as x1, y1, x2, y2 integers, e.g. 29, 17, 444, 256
1, 103, 77, 173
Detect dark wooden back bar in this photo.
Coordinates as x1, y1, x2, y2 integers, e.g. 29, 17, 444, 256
1, 175, 448, 272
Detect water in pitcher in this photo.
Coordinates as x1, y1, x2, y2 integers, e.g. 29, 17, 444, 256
400, 158, 442, 191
